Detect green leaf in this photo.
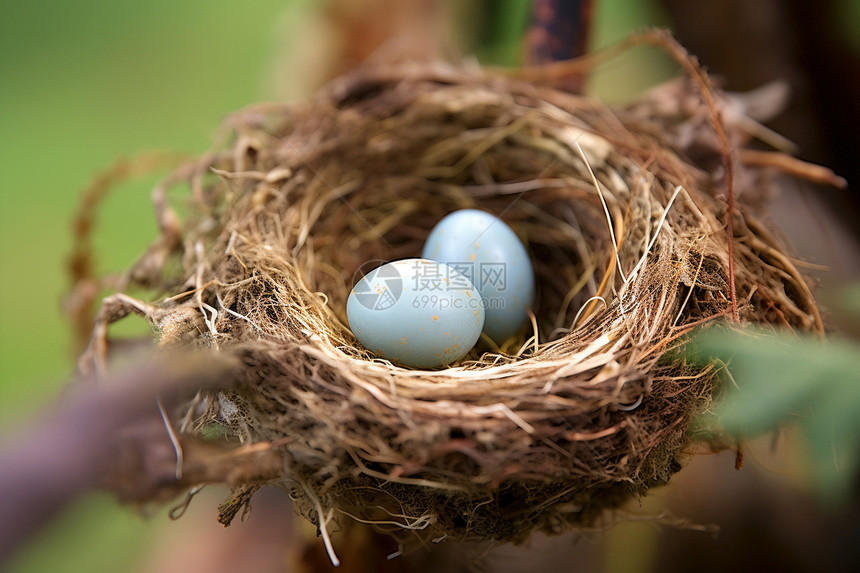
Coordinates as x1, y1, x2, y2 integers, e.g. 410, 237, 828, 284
689, 326, 860, 504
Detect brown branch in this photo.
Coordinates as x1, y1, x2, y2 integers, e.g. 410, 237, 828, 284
0, 351, 242, 566
526, 0, 595, 93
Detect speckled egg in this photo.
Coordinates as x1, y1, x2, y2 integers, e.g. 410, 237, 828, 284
422, 209, 534, 344
346, 258, 485, 368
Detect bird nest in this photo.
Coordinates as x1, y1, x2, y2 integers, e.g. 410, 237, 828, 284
73, 32, 825, 558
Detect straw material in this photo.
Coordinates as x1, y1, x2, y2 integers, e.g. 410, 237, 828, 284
76, 40, 825, 552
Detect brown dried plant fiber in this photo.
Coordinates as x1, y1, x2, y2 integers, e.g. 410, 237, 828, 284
74, 33, 828, 554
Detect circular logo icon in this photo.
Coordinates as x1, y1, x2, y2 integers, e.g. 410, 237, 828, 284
352, 263, 403, 310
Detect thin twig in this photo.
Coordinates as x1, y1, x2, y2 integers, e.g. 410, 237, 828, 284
630, 29, 740, 320
157, 396, 184, 480
739, 149, 847, 189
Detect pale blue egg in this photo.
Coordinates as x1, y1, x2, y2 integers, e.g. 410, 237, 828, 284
347, 258, 485, 368
422, 209, 534, 344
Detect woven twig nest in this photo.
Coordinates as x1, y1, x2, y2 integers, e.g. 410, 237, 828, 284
77, 34, 825, 555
